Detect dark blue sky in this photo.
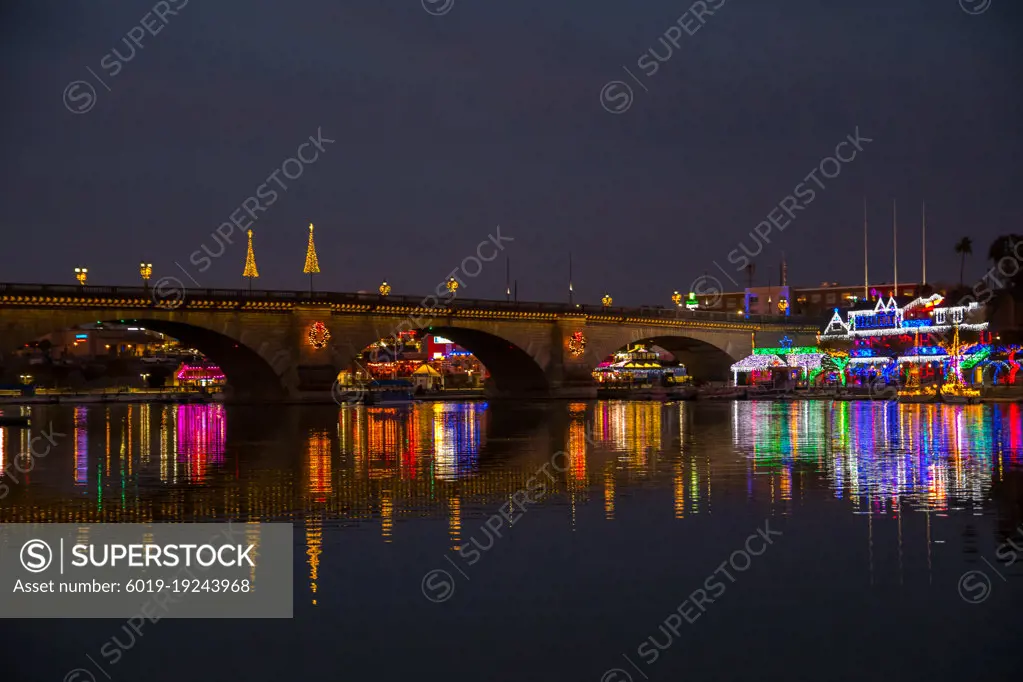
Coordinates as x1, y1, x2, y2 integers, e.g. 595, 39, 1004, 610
2, 0, 1020, 305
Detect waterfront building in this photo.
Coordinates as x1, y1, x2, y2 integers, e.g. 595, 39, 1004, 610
40, 324, 170, 359
696, 281, 928, 317
819, 293, 997, 392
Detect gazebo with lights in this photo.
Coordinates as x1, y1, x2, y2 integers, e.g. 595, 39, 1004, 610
729, 339, 827, 388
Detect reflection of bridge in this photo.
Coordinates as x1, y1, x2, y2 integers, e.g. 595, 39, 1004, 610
0, 283, 820, 400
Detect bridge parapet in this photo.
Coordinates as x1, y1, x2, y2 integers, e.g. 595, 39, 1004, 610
0, 283, 820, 330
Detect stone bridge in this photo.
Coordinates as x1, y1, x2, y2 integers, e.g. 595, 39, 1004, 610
0, 283, 821, 401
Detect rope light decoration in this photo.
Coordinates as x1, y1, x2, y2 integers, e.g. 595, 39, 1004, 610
568, 331, 587, 357
307, 321, 331, 349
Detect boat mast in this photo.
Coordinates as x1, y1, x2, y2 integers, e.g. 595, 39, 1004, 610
921, 200, 927, 286
863, 197, 869, 300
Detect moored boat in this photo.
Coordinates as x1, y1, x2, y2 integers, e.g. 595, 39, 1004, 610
363, 379, 415, 405
597, 385, 696, 401
897, 389, 939, 404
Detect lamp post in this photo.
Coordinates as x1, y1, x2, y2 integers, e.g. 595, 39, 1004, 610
379, 281, 391, 297
446, 277, 459, 296
671, 290, 682, 317
139, 262, 153, 291
19, 374, 32, 386
601, 293, 613, 308
74, 267, 88, 286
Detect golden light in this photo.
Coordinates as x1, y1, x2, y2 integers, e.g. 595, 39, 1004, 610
671, 291, 682, 306
74, 267, 88, 286
139, 262, 153, 282
601, 293, 613, 307
446, 277, 459, 294
379, 281, 391, 296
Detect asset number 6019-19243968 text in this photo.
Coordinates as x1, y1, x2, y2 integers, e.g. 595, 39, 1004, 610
124, 578, 251, 593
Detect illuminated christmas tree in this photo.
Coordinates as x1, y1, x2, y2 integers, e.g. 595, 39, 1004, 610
303, 223, 320, 294
243, 229, 259, 291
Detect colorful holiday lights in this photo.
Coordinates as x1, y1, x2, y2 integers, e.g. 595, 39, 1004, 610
823, 295, 988, 341
307, 321, 331, 349
753, 346, 818, 356
176, 364, 226, 383
567, 331, 587, 357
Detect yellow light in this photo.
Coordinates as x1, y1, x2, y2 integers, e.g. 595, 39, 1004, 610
601, 293, 613, 307
139, 262, 153, 281
74, 267, 88, 285
671, 291, 682, 306
379, 281, 391, 296
446, 277, 459, 294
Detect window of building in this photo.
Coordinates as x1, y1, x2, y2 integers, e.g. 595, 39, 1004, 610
826, 293, 835, 304
811, 294, 821, 303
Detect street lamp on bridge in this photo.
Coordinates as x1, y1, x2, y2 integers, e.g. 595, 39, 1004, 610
601, 293, 613, 308
379, 281, 391, 296
139, 262, 153, 290
74, 267, 88, 286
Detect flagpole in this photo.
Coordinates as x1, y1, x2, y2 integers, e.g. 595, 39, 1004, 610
568, 252, 574, 305
921, 200, 927, 286
893, 199, 898, 298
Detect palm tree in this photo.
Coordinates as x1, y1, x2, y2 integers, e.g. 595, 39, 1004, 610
988, 234, 1023, 290
955, 237, 973, 287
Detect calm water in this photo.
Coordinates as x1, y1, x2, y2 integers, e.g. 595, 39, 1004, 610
2, 400, 1022, 681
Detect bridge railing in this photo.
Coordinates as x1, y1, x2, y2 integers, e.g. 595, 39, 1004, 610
0, 283, 819, 326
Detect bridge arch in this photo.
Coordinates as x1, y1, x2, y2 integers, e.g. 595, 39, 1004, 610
338, 324, 549, 396
587, 329, 745, 382
1, 313, 287, 400
423, 326, 549, 394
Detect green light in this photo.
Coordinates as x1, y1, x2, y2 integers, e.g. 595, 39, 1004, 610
961, 347, 991, 370
753, 346, 818, 355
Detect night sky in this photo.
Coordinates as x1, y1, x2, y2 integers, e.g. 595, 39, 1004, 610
2, 0, 1021, 306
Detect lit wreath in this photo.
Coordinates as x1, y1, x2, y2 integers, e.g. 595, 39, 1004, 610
307, 321, 331, 349
568, 331, 587, 357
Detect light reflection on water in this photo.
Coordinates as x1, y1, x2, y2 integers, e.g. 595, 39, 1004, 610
1, 400, 1020, 522
730, 400, 1023, 513
2, 399, 1022, 681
